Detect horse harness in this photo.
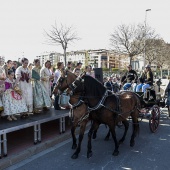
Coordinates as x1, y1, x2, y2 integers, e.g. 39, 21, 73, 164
60, 71, 139, 124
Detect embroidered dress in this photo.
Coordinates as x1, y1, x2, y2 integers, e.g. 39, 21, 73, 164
32, 66, 51, 109
15, 66, 33, 112
40, 66, 52, 97
0, 66, 6, 110
1, 78, 28, 116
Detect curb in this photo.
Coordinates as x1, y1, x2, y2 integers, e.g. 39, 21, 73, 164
0, 129, 77, 170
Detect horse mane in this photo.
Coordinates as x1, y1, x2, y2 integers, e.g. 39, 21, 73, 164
84, 75, 106, 97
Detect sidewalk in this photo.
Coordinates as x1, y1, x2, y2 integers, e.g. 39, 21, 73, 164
0, 116, 78, 170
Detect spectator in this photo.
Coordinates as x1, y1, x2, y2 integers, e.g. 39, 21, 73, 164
73, 62, 82, 76
65, 61, 73, 72
104, 77, 114, 91
85, 65, 95, 78
1, 70, 28, 121
12, 61, 18, 77
53, 62, 64, 110
32, 59, 51, 113
3, 60, 13, 77
0, 65, 6, 113
40, 60, 54, 101
15, 58, 33, 116
103, 77, 108, 85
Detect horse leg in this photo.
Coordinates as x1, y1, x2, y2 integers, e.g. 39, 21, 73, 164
130, 113, 139, 147
71, 120, 88, 159
104, 129, 111, 141
71, 124, 77, 149
119, 120, 129, 144
87, 121, 99, 158
92, 129, 97, 139
109, 124, 119, 156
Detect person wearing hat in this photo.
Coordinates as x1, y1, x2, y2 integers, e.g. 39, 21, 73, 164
142, 64, 153, 92
121, 65, 138, 91
73, 62, 82, 76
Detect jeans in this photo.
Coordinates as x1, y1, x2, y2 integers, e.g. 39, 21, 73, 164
136, 83, 144, 92
142, 84, 150, 92
54, 94, 60, 109
123, 83, 131, 90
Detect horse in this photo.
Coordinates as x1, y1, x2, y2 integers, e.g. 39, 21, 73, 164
53, 71, 92, 158
53, 70, 141, 158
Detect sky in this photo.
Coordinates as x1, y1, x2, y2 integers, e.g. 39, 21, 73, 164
0, 0, 170, 63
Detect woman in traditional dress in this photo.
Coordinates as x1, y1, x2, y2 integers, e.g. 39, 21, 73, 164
0, 66, 6, 113
2, 70, 28, 121
40, 60, 54, 100
15, 58, 33, 116
32, 59, 51, 113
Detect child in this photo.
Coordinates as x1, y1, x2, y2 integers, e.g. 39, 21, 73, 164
2, 70, 28, 121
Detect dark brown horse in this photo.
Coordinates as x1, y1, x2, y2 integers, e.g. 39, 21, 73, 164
53, 71, 141, 159
53, 71, 91, 158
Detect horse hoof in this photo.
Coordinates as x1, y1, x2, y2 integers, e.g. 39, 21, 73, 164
72, 144, 77, 149
104, 137, 109, 141
112, 151, 119, 156
87, 151, 93, 158
71, 154, 78, 159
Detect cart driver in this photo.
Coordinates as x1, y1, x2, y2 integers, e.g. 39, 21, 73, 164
121, 65, 138, 91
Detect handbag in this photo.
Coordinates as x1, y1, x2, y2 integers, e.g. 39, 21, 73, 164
58, 93, 70, 106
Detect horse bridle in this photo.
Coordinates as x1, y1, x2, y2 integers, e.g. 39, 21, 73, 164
58, 70, 85, 95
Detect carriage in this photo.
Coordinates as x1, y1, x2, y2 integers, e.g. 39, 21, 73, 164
133, 78, 168, 133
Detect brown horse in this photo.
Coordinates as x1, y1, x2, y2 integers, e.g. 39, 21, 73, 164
53, 71, 91, 158
53, 71, 141, 158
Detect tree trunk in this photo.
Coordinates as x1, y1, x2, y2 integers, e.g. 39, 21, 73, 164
129, 56, 132, 65
64, 48, 67, 66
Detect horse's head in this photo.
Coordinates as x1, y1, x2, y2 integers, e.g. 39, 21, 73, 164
53, 70, 75, 94
53, 70, 85, 95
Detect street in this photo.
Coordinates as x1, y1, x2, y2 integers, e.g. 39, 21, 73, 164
6, 108, 170, 170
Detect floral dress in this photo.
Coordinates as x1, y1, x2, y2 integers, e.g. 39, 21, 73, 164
32, 66, 51, 109
1, 78, 28, 116
0, 66, 6, 111
15, 66, 33, 112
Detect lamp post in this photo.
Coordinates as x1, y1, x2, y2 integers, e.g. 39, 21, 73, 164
144, 9, 151, 67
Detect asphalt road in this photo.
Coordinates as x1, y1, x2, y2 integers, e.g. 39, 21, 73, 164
6, 108, 170, 170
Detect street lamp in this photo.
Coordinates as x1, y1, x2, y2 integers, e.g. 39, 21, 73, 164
144, 9, 151, 67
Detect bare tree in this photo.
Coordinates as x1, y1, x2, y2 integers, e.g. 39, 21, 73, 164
110, 23, 156, 64
44, 23, 79, 65
145, 38, 165, 65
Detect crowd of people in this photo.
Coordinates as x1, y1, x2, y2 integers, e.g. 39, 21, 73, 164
0, 58, 169, 121
0, 58, 96, 121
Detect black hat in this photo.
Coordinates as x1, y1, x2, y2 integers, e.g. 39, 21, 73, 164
145, 64, 151, 68
77, 62, 82, 66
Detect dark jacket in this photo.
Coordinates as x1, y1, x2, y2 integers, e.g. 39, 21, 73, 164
121, 70, 138, 84
139, 72, 146, 84
145, 71, 153, 85
104, 81, 113, 91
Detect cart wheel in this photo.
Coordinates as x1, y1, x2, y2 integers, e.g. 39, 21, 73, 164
149, 105, 160, 133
